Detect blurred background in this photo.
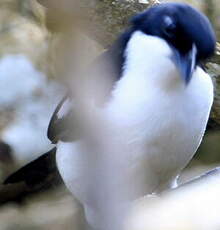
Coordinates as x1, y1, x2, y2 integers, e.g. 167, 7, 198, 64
0, 0, 219, 229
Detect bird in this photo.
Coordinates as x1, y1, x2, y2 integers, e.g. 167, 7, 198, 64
4, 2, 216, 229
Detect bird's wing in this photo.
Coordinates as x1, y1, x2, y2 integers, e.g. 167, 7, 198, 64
47, 48, 123, 143
47, 95, 81, 144
47, 30, 133, 143
46, 49, 118, 144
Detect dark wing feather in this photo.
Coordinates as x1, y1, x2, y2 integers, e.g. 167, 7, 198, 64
47, 95, 68, 143
47, 95, 81, 143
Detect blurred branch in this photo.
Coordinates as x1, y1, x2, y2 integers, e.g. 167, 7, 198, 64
18, 0, 45, 25
207, 61, 220, 130
0, 183, 27, 205
80, 0, 150, 47
204, 0, 215, 25
37, 0, 158, 46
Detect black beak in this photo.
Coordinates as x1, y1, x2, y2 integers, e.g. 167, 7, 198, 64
172, 44, 197, 85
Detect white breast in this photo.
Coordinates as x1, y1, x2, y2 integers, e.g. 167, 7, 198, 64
104, 31, 214, 192
56, 31, 213, 228
108, 67, 212, 189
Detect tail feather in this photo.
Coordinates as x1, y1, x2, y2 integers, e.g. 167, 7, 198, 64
4, 147, 60, 187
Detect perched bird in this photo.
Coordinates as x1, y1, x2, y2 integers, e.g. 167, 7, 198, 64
49, 2, 216, 228
4, 2, 216, 229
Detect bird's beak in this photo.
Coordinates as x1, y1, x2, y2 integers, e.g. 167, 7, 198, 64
172, 44, 197, 85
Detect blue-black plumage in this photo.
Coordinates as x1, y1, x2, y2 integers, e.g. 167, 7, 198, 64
128, 2, 216, 84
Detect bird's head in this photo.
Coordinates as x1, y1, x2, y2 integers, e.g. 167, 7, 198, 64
130, 3, 216, 84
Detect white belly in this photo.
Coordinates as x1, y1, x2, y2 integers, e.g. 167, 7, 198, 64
56, 66, 213, 200
57, 70, 213, 205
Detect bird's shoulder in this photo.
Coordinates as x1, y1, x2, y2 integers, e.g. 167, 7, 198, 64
47, 30, 135, 144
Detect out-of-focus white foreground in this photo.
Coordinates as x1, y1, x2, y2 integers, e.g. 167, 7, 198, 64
0, 54, 63, 163
127, 168, 220, 230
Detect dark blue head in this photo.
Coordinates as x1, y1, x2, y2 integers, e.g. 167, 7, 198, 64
131, 3, 216, 84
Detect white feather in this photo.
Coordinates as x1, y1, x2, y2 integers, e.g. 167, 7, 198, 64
56, 31, 213, 228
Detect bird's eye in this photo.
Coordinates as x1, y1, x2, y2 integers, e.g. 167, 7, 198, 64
163, 16, 176, 38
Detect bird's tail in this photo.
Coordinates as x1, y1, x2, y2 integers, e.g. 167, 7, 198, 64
3, 147, 59, 187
